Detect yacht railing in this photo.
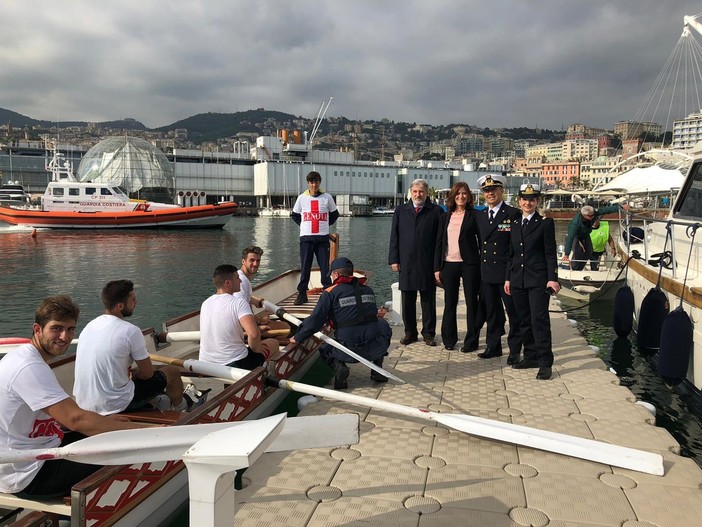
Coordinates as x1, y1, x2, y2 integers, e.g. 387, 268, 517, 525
619, 209, 702, 280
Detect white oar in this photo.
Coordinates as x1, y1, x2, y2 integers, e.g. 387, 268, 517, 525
262, 300, 405, 384
0, 413, 358, 465
156, 328, 289, 343
151, 355, 664, 476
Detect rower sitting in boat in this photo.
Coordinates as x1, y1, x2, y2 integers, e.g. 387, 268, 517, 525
199, 264, 280, 369
0, 296, 151, 499
290, 257, 392, 390
73, 280, 200, 414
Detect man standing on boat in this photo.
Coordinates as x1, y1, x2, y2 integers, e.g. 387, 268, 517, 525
291, 257, 392, 389
563, 203, 626, 270
199, 264, 280, 369
388, 179, 443, 346
292, 171, 339, 305
74, 280, 196, 413
474, 174, 524, 363
588, 218, 616, 270
0, 296, 150, 498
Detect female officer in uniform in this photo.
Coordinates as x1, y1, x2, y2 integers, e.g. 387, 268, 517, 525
504, 184, 560, 380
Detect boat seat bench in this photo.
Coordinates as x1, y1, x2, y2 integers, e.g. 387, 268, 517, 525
0, 492, 69, 517
121, 409, 186, 425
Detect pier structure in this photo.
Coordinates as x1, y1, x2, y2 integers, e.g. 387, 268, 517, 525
233, 294, 702, 526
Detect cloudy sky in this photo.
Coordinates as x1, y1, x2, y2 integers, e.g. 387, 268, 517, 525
2, 1, 701, 131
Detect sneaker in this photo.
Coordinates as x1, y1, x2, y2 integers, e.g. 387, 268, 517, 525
182, 384, 210, 411
332, 360, 350, 390
151, 394, 172, 411
294, 291, 308, 305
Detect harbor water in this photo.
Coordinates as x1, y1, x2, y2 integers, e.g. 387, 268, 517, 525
1, 216, 701, 469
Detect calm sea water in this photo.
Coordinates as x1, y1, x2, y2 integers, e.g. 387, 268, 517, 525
0, 217, 398, 337
1, 217, 701, 467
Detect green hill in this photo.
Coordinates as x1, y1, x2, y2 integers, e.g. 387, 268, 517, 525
0, 108, 147, 131
153, 109, 301, 143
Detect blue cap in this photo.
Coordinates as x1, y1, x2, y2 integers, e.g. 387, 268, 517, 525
330, 257, 354, 271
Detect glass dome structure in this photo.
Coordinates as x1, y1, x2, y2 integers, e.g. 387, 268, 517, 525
77, 136, 175, 202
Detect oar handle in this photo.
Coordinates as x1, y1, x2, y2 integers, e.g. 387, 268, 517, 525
151, 354, 185, 367
263, 300, 300, 326
157, 328, 289, 344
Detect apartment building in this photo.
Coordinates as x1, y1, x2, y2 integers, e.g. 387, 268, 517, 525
672, 110, 702, 149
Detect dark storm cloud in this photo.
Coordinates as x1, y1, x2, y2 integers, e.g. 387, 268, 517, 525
1, 0, 701, 130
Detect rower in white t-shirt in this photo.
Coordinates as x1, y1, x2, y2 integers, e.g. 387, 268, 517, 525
200, 264, 280, 369
234, 245, 269, 324
0, 296, 149, 498
74, 280, 196, 415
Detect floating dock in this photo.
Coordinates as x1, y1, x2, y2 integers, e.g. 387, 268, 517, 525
233, 297, 702, 526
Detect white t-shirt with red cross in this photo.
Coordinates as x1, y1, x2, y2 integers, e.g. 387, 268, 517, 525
293, 191, 337, 237
0, 343, 70, 493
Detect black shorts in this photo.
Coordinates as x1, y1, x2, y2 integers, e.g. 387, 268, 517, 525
228, 347, 265, 370
16, 432, 100, 499
125, 370, 168, 412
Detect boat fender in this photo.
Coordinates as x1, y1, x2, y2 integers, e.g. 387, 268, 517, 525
589, 345, 600, 354
657, 306, 693, 386
635, 401, 656, 417
623, 227, 644, 244
613, 285, 635, 338
0, 337, 32, 346
567, 319, 577, 326
297, 395, 319, 411
636, 288, 669, 352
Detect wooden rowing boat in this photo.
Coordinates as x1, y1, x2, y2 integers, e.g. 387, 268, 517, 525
1, 268, 332, 527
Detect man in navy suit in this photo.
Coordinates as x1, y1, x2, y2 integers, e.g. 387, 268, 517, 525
505, 184, 561, 380
473, 174, 523, 362
388, 179, 443, 346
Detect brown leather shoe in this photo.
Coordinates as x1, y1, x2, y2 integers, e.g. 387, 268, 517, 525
423, 336, 437, 347
400, 334, 419, 346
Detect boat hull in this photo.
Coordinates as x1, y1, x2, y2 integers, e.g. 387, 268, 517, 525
557, 262, 625, 302
0, 202, 238, 229
2, 269, 332, 526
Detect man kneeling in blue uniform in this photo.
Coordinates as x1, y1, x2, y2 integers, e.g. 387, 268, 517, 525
291, 257, 392, 389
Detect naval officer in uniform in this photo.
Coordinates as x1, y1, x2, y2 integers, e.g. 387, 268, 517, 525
473, 174, 523, 362
504, 183, 560, 380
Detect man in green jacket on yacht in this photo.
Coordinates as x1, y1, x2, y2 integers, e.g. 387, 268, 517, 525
562, 203, 626, 270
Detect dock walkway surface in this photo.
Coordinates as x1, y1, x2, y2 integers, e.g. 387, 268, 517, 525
233, 295, 702, 526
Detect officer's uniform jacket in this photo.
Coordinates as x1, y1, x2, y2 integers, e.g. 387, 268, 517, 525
476, 202, 521, 284
506, 211, 559, 289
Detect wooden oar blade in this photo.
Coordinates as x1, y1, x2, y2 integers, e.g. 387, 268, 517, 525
266, 414, 359, 452
435, 413, 664, 476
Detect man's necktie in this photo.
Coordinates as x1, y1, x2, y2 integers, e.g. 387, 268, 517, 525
489, 209, 494, 221
415, 207, 421, 214
522, 218, 529, 228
